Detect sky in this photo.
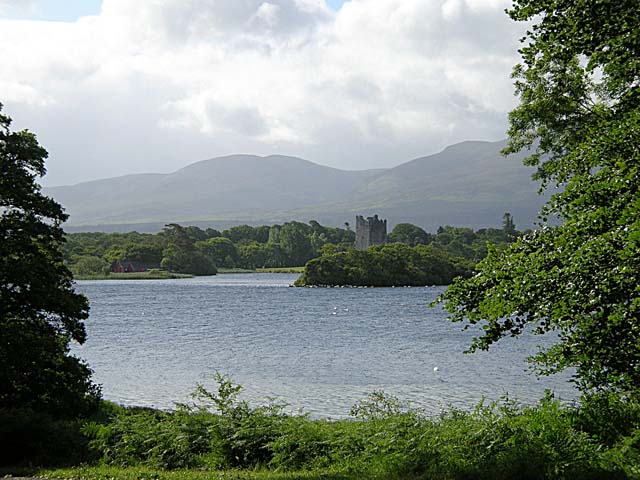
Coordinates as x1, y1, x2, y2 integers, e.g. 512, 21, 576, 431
0, 0, 525, 186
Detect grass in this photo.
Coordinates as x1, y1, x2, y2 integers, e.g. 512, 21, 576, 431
2, 466, 353, 480
75, 271, 193, 280
256, 267, 305, 273
217, 267, 305, 274
75, 267, 304, 279
217, 268, 258, 274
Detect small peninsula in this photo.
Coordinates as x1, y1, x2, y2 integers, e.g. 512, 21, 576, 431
294, 243, 474, 287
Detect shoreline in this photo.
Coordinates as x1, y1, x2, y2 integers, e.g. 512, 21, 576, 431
74, 272, 193, 280
74, 268, 304, 280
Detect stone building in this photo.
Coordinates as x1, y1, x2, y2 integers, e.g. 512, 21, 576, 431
355, 214, 387, 250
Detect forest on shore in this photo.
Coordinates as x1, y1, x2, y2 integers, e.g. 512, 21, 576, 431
64, 216, 520, 282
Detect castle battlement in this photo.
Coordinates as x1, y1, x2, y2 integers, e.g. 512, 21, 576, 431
355, 214, 387, 250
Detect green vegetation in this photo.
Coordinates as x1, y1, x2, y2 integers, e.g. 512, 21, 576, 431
66, 220, 516, 283
75, 270, 193, 280
65, 220, 355, 277
0, 103, 100, 417
439, 0, 640, 397
15, 467, 345, 480
160, 223, 217, 276
295, 243, 473, 287
218, 268, 259, 274
417, 222, 522, 261
387, 222, 432, 246
69, 217, 517, 284
2, 376, 639, 479
257, 266, 306, 274
295, 221, 520, 287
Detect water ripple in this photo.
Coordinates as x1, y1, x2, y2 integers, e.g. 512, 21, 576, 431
73, 274, 577, 417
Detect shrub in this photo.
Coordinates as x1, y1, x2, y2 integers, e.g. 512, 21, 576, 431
80, 380, 640, 479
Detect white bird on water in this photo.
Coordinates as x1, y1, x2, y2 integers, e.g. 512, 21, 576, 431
433, 366, 439, 372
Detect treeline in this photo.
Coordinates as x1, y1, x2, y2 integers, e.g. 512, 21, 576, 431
294, 243, 474, 287
387, 212, 522, 261
64, 214, 522, 278
295, 214, 522, 287
64, 221, 355, 276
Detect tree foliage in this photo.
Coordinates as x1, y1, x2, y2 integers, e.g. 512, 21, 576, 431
64, 220, 357, 272
388, 223, 432, 246
295, 243, 473, 287
73, 255, 110, 276
160, 224, 217, 275
0, 104, 99, 415
196, 237, 239, 268
439, 1, 640, 395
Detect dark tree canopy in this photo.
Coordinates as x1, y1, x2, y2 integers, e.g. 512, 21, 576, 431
160, 223, 217, 275
296, 243, 473, 287
197, 237, 239, 268
0, 104, 99, 415
440, 1, 640, 395
388, 223, 432, 247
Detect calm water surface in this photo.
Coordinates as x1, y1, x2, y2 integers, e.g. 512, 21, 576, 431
74, 273, 577, 417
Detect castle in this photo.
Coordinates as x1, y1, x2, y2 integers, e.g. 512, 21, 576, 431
355, 214, 387, 250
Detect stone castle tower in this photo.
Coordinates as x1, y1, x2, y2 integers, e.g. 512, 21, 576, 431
355, 214, 387, 250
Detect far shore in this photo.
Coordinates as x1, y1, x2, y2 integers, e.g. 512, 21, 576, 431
74, 271, 194, 280
74, 267, 304, 280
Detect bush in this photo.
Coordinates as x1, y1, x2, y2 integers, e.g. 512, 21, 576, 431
76, 380, 640, 478
85, 374, 295, 470
72, 255, 110, 276
0, 402, 120, 467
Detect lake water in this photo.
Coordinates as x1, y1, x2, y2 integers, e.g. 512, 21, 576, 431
74, 273, 577, 417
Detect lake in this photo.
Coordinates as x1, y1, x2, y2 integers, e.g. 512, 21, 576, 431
74, 273, 577, 417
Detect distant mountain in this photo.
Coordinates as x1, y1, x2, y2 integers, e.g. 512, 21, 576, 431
45, 155, 381, 227
334, 139, 547, 230
45, 141, 547, 233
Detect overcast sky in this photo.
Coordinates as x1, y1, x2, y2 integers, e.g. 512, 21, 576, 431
0, 0, 524, 186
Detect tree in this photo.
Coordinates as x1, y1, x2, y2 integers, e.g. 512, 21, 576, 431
440, 1, 640, 396
183, 225, 209, 243
73, 255, 110, 276
278, 221, 315, 266
123, 242, 163, 266
161, 224, 217, 275
222, 225, 260, 244
197, 237, 239, 268
295, 243, 472, 287
237, 242, 286, 269
388, 223, 432, 246
0, 104, 99, 415
502, 212, 516, 238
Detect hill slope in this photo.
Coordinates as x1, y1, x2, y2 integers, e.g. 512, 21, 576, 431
45, 141, 546, 232
45, 155, 381, 226
337, 139, 545, 229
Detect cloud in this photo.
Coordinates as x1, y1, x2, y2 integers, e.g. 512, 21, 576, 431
0, 0, 36, 15
0, 0, 523, 185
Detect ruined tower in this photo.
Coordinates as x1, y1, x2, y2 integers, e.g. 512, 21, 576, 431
355, 214, 387, 250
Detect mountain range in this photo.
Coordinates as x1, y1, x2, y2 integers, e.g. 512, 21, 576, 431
44, 139, 546, 233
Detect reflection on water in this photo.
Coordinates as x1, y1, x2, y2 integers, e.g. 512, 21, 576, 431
74, 273, 576, 417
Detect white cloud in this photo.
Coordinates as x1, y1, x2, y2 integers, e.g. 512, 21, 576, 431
0, 0, 524, 185
0, 0, 36, 15
0, 79, 53, 106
